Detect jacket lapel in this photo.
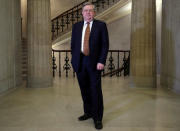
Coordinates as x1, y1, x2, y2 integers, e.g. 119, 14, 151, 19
90, 20, 96, 40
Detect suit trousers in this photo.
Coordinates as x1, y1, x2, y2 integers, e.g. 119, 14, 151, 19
76, 53, 104, 121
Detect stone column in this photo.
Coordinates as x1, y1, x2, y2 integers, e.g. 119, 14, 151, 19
130, 0, 156, 88
14, 0, 22, 86
161, 0, 180, 92
0, 0, 21, 93
27, 0, 52, 88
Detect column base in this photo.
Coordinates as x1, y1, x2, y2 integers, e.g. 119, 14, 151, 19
28, 77, 52, 88
161, 75, 180, 93
130, 76, 157, 88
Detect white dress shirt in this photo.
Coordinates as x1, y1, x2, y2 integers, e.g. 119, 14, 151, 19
81, 21, 93, 52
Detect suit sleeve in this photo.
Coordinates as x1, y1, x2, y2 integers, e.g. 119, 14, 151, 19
98, 22, 109, 65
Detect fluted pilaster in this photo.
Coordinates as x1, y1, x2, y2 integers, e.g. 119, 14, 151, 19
130, 0, 156, 88
161, 0, 180, 92
27, 0, 52, 88
0, 0, 21, 93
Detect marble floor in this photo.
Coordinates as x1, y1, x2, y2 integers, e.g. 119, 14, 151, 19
0, 76, 180, 131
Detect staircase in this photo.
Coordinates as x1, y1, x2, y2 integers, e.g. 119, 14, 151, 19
51, 0, 130, 42
21, 38, 28, 80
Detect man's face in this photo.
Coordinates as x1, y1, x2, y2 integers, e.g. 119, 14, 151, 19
82, 5, 95, 22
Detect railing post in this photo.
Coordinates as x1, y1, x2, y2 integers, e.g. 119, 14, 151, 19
107, 0, 110, 6
71, 10, 75, 25
108, 51, 115, 77
123, 52, 126, 76
117, 51, 120, 77
52, 50, 57, 77
59, 52, 61, 77
57, 19, 59, 36
63, 51, 71, 77
60, 16, 65, 32
101, 0, 105, 8
66, 13, 70, 29
51, 21, 55, 40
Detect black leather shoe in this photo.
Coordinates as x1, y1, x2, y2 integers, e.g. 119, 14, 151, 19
78, 114, 92, 121
94, 120, 103, 130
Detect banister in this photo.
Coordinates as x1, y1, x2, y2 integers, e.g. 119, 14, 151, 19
51, 0, 120, 40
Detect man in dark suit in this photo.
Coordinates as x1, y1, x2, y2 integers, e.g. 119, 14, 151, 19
71, 2, 109, 130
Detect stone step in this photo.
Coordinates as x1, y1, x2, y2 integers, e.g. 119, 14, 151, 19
21, 53, 28, 56
22, 56, 27, 60
21, 38, 28, 80
22, 70, 27, 74
22, 67, 27, 70
22, 61, 27, 65
22, 49, 27, 52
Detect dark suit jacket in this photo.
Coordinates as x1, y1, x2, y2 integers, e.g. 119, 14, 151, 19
71, 19, 109, 72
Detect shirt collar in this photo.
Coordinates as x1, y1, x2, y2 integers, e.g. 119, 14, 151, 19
84, 20, 93, 25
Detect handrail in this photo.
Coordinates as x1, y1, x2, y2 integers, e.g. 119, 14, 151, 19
52, 0, 88, 21
52, 49, 129, 52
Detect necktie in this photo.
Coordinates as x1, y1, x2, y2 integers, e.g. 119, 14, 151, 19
83, 22, 90, 56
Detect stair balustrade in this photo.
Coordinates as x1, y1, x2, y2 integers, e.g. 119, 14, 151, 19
52, 49, 130, 77
51, 0, 121, 40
